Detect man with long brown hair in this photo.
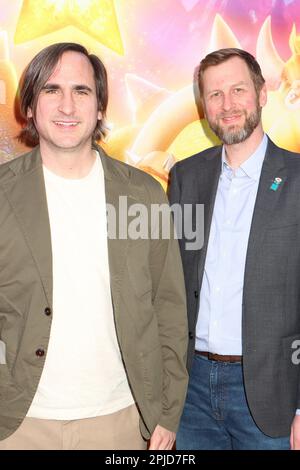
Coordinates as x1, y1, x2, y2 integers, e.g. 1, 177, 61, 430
0, 42, 188, 450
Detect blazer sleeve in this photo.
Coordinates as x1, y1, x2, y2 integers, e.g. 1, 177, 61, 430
147, 176, 188, 433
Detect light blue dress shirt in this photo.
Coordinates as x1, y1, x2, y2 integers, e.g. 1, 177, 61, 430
195, 134, 268, 355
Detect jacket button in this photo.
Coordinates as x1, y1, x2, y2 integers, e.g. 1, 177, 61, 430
35, 349, 45, 357
189, 331, 194, 339
194, 291, 199, 298
44, 307, 52, 316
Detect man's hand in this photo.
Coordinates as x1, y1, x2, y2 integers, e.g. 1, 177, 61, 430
149, 424, 176, 450
290, 415, 300, 450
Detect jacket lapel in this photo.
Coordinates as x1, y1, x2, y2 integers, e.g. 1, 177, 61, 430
243, 139, 287, 301
98, 147, 134, 312
197, 148, 222, 288
1, 147, 53, 307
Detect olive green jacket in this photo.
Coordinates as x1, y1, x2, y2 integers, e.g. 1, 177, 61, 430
0, 146, 188, 441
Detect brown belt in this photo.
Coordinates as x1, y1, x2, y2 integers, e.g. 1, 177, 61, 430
195, 350, 242, 363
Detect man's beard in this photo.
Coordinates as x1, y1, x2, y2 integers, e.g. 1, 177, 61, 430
207, 105, 262, 145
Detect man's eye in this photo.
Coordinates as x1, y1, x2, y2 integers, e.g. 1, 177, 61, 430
44, 89, 59, 94
76, 90, 89, 95
234, 88, 243, 93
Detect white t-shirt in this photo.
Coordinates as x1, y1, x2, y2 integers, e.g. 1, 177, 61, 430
27, 154, 134, 420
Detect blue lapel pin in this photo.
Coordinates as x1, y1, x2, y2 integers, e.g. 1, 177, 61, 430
270, 177, 282, 191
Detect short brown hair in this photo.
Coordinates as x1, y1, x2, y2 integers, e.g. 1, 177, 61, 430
18, 42, 108, 147
198, 48, 265, 97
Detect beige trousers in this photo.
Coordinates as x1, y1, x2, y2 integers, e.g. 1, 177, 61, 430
0, 404, 147, 450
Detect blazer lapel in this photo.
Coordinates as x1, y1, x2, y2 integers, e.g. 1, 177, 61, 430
243, 139, 287, 300
98, 147, 134, 312
197, 148, 222, 287
1, 147, 53, 308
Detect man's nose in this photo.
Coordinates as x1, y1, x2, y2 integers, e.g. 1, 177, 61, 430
222, 92, 235, 111
57, 91, 76, 114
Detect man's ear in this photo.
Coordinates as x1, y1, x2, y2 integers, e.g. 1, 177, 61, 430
201, 99, 207, 120
259, 83, 268, 108
27, 108, 33, 118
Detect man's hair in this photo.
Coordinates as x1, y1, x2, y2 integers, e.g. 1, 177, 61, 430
18, 42, 108, 146
198, 48, 265, 97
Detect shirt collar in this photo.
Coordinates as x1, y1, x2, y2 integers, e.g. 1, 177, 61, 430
221, 134, 268, 181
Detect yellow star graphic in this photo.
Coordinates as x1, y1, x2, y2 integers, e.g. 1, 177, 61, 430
14, 0, 124, 55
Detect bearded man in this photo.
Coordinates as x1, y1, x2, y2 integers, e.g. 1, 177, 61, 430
168, 48, 300, 450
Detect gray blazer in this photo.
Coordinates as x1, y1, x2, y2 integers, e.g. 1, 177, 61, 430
168, 137, 300, 438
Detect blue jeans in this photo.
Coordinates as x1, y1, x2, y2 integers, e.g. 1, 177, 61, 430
177, 354, 290, 450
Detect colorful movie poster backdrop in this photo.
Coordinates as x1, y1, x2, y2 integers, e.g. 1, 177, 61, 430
1, 0, 300, 189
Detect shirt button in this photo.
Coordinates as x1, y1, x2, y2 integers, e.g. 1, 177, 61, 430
44, 307, 52, 316
189, 331, 194, 340
35, 349, 45, 357
194, 291, 199, 298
